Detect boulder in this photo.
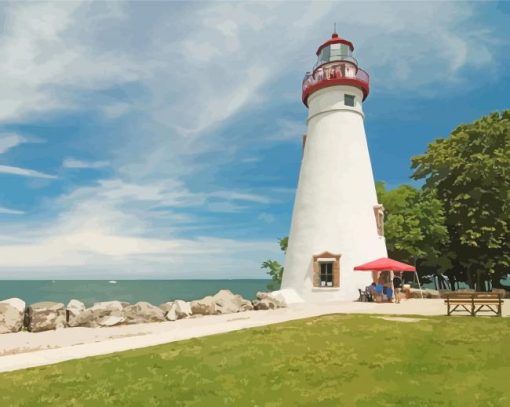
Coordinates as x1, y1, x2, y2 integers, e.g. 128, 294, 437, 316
91, 300, 124, 312
27, 302, 66, 332
74, 300, 125, 328
253, 292, 286, 309
253, 298, 278, 310
190, 296, 218, 315
0, 298, 25, 334
166, 306, 178, 321
98, 315, 125, 327
161, 300, 192, 321
159, 302, 174, 314
122, 302, 166, 324
212, 290, 253, 314
173, 300, 192, 318
0, 298, 25, 314
268, 292, 287, 308
66, 299, 86, 328
256, 291, 270, 301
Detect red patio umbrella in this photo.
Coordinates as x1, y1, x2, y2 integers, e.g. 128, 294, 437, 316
354, 257, 416, 272
354, 257, 421, 300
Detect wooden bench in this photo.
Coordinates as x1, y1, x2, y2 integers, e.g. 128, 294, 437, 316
444, 292, 504, 316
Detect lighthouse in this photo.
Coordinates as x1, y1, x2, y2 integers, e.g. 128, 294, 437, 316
279, 32, 387, 303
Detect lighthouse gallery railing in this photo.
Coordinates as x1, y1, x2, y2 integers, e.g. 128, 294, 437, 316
302, 65, 370, 94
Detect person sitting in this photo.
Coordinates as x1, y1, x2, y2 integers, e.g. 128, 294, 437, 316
366, 282, 376, 302
374, 283, 384, 302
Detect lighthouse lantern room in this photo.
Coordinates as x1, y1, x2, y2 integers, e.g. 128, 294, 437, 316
278, 32, 387, 303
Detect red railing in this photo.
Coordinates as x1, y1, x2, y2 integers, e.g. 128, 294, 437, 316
302, 63, 370, 105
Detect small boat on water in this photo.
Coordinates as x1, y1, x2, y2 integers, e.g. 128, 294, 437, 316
108, 280, 117, 284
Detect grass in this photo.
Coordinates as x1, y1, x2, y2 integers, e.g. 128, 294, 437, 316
1, 314, 509, 406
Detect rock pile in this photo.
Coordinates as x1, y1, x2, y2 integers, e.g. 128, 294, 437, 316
190, 290, 254, 316
0, 289, 287, 334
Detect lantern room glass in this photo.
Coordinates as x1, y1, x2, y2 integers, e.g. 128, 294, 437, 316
316, 44, 357, 69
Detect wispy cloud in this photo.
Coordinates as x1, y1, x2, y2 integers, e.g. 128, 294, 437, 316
0, 133, 27, 154
62, 158, 109, 169
0, 165, 56, 179
0, 206, 24, 215
0, 1, 146, 123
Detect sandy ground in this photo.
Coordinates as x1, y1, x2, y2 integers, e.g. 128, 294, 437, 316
0, 299, 507, 373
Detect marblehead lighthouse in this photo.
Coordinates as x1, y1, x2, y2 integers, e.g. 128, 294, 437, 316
279, 32, 387, 303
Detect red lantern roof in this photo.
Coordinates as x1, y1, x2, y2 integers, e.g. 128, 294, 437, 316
316, 33, 354, 56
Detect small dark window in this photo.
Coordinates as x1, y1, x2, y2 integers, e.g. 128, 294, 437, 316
344, 94, 355, 107
320, 262, 334, 287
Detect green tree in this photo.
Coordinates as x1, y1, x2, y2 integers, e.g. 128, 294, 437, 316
411, 110, 510, 290
376, 182, 450, 286
261, 237, 288, 290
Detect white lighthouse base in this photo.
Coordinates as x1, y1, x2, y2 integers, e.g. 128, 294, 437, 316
281, 85, 388, 303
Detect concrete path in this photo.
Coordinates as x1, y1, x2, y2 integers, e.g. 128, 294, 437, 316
0, 299, 506, 373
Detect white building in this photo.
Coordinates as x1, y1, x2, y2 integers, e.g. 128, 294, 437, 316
278, 33, 387, 303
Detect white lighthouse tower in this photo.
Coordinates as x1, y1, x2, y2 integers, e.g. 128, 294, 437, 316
279, 32, 387, 303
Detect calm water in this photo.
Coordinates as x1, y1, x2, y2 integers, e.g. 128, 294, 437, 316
0, 280, 272, 307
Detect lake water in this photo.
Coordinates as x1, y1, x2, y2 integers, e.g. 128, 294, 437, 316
0, 280, 272, 307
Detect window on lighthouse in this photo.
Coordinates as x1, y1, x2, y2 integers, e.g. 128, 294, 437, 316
344, 94, 355, 107
320, 262, 334, 287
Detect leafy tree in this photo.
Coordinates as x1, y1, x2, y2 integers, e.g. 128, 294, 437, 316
411, 110, 510, 290
261, 237, 287, 290
376, 182, 450, 286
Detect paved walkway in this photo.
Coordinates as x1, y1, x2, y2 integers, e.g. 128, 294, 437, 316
0, 299, 506, 373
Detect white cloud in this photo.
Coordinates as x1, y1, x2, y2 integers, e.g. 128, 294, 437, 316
209, 191, 271, 205
0, 1, 146, 123
0, 133, 27, 154
0, 165, 56, 179
62, 158, 109, 169
0, 179, 279, 277
0, 206, 24, 215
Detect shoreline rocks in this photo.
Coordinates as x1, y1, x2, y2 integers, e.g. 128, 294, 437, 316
0, 289, 287, 334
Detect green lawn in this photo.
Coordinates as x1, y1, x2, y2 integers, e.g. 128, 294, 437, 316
1, 314, 509, 406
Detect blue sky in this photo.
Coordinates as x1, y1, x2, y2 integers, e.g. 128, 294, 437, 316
0, 1, 509, 279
